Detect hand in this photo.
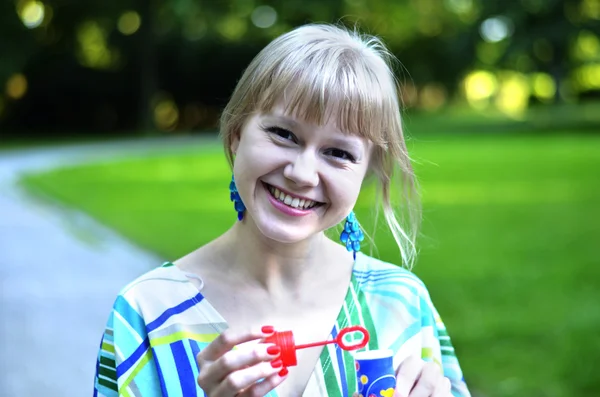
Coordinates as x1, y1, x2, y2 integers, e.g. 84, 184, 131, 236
196, 326, 288, 396
395, 355, 452, 397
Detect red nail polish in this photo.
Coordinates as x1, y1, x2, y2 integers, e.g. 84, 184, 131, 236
278, 367, 289, 377
267, 345, 281, 355
261, 325, 274, 334
271, 360, 283, 368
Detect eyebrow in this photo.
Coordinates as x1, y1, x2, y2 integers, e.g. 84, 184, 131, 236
261, 114, 301, 129
262, 114, 357, 139
262, 113, 366, 152
328, 137, 365, 152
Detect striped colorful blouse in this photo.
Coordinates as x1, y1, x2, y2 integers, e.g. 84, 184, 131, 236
93, 252, 471, 397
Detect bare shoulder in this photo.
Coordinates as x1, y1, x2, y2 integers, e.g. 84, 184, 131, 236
172, 238, 222, 276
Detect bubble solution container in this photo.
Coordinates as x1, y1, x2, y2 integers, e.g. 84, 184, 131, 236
354, 349, 396, 397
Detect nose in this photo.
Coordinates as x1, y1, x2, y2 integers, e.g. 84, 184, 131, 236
283, 150, 319, 187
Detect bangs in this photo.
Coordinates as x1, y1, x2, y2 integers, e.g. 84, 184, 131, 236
252, 47, 399, 148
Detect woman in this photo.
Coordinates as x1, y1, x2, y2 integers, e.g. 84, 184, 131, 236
93, 24, 471, 397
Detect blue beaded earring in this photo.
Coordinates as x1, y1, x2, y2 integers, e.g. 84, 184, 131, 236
340, 211, 364, 260
229, 175, 246, 221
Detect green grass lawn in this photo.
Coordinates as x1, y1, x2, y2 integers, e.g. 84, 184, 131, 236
20, 130, 600, 397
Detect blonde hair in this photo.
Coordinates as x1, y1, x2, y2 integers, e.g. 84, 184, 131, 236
220, 23, 421, 268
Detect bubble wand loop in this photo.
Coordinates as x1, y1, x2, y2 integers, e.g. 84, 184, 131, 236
295, 326, 370, 351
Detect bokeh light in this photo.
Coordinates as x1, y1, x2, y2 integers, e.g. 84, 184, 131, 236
419, 83, 447, 110
251, 6, 277, 29
18, 0, 45, 29
574, 63, 600, 90
76, 21, 115, 69
573, 31, 600, 61
217, 15, 247, 40
581, 0, 600, 20
153, 96, 180, 131
463, 70, 498, 108
531, 73, 556, 101
495, 71, 530, 118
480, 16, 513, 43
5, 74, 28, 100
444, 0, 473, 14
401, 83, 419, 108
117, 11, 141, 35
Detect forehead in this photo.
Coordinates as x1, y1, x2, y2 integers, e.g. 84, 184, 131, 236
263, 104, 349, 134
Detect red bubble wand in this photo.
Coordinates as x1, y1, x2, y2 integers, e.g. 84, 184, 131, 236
264, 325, 370, 368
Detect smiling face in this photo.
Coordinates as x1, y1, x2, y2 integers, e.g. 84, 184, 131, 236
219, 24, 421, 266
231, 106, 373, 244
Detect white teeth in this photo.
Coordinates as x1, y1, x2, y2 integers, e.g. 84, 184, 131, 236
267, 184, 318, 210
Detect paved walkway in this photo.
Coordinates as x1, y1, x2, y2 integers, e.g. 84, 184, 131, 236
0, 136, 212, 397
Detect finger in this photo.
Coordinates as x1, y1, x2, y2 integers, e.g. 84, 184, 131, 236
210, 343, 282, 382
437, 377, 452, 396
200, 326, 274, 361
239, 369, 288, 396
213, 362, 281, 396
431, 387, 447, 397
409, 363, 442, 397
442, 377, 451, 391
431, 377, 452, 397
395, 356, 424, 397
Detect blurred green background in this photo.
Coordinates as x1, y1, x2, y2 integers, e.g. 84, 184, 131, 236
3, 0, 600, 396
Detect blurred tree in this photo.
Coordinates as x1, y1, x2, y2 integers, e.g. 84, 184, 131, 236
0, 1, 35, 84
1, 0, 598, 136
477, 0, 600, 102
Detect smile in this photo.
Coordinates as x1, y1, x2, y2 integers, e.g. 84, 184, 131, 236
263, 183, 322, 210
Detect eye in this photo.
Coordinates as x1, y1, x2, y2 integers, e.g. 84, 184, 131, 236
265, 126, 297, 143
325, 148, 356, 162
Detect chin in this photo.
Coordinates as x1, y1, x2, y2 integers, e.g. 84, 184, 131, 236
247, 211, 315, 244
255, 221, 313, 244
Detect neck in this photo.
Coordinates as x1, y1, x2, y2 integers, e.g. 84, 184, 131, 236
217, 218, 344, 295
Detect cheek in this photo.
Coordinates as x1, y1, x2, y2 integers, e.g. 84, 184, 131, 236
326, 173, 364, 208
234, 135, 263, 168
233, 141, 287, 193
